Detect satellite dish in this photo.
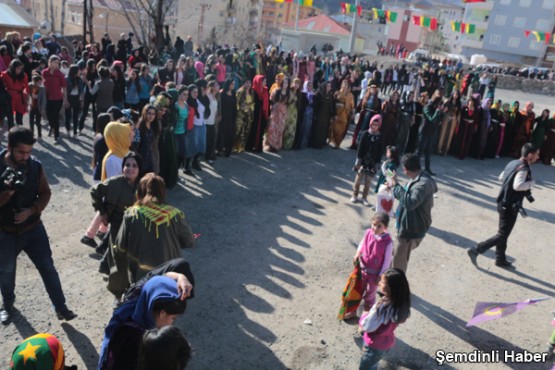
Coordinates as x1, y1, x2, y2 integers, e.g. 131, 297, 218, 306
40, 20, 52, 33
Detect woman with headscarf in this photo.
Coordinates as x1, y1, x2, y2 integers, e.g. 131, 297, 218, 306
246, 75, 268, 152
233, 79, 254, 153
494, 103, 511, 158
501, 101, 519, 157
329, 79, 354, 148
405, 92, 427, 154
265, 77, 289, 152
98, 275, 192, 370
437, 89, 461, 156
218, 79, 237, 157
310, 81, 335, 149
351, 84, 382, 149
380, 90, 400, 150
101, 121, 133, 181
295, 81, 315, 149
155, 93, 179, 188
484, 99, 503, 158
282, 77, 301, 150
511, 101, 535, 158
474, 98, 492, 159
10, 333, 74, 370
395, 91, 415, 155
540, 113, 555, 165
531, 109, 550, 149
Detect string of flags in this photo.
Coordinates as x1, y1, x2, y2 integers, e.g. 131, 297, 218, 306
340, 2, 362, 16
371, 8, 398, 23
274, 0, 313, 6
524, 30, 553, 44
412, 15, 438, 31
450, 21, 476, 34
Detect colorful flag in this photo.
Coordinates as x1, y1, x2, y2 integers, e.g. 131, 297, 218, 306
387, 11, 398, 23
524, 30, 531, 38
463, 0, 486, 2
412, 16, 437, 30
465, 24, 475, 34
357, 5, 362, 16
466, 297, 551, 327
275, 0, 293, 3
298, 0, 312, 6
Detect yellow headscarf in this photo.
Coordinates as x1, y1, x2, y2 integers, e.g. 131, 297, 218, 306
269, 73, 285, 95
101, 121, 131, 181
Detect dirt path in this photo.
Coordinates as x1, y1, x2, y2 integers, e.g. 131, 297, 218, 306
1, 89, 554, 370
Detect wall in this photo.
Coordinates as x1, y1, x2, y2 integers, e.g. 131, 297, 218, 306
496, 74, 555, 96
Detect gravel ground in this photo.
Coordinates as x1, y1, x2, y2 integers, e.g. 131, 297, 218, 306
0, 88, 553, 370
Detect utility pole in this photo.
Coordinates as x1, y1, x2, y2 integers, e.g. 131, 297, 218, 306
348, 0, 359, 53
198, 3, 210, 45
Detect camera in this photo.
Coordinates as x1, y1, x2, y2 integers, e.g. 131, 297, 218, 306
0, 166, 27, 192
524, 190, 534, 203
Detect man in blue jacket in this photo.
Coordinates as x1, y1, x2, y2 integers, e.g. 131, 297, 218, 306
389, 153, 437, 272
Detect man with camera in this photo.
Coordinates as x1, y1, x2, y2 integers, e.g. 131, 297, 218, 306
0, 127, 76, 324
468, 143, 539, 268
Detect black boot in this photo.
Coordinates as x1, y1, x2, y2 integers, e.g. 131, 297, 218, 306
192, 154, 202, 171
184, 158, 194, 176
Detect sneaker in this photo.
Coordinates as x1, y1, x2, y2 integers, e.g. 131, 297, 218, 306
55, 307, 77, 321
495, 259, 513, 268
350, 196, 358, 203
362, 198, 370, 206
467, 249, 478, 266
80, 235, 98, 248
1, 304, 13, 324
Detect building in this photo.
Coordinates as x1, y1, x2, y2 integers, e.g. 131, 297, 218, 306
262, 0, 322, 43
383, 0, 464, 55
280, 14, 364, 54
175, 0, 263, 48
460, 0, 555, 66
0, 0, 39, 37
331, 13, 387, 54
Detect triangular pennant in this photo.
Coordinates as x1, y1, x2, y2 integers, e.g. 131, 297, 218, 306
524, 30, 531, 38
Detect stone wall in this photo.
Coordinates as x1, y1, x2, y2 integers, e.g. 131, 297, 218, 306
495, 75, 555, 96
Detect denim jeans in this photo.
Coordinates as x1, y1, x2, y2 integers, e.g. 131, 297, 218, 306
359, 345, 386, 370
0, 222, 67, 310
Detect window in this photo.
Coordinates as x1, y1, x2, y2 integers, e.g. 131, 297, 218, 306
513, 17, 526, 28
519, 0, 531, 6
536, 19, 551, 31
489, 34, 502, 45
494, 15, 506, 25
529, 40, 542, 50
500, 0, 511, 4
508, 37, 520, 48
542, 0, 555, 9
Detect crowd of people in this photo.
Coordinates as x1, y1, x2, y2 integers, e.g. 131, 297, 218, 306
1, 28, 554, 370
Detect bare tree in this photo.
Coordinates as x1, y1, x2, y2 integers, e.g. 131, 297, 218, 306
107, 0, 176, 52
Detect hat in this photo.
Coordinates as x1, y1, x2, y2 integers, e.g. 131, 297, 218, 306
10, 334, 65, 370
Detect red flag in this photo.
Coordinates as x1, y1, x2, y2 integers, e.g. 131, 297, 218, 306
340, 2, 346, 14
412, 15, 422, 26
357, 5, 362, 16
463, 0, 486, 3
524, 30, 531, 38
545, 33, 551, 44
430, 18, 438, 30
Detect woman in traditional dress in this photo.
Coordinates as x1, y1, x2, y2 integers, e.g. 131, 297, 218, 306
531, 109, 550, 149
234, 79, 255, 153
329, 79, 354, 148
511, 101, 535, 158
395, 91, 415, 156
405, 92, 427, 154
437, 89, 461, 155
540, 114, 555, 165
155, 93, 179, 188
310, 81, 335, 149
282, 77, 301, 150
457, 97, 480, 160
380, 90, 400, 149
136, 105, 161, 174
218, 79, 237, 157
246, 75, 268, 152
265, 77, 289, 152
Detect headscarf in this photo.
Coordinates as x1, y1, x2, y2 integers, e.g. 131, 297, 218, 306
369, 114, 382, 132
302, 81, 314, 104
252, 75, 269, 119
10, 333, 65, 370
101, 122, 131, 181
194, 61, 204, 79
97, 276, 181, 370
482, 98, 492, 128
269, 72, 285, 95
154, 93, 170, 111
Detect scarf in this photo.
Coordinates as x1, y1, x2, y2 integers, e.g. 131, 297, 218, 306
302, 81, 314, 105
10, 333, 65, 370
252, 75, 269, 119
101, 122, 130, 181
97, 276, 180, 370
129, 203, 184, 238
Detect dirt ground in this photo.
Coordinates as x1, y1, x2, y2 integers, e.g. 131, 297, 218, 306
0, 88, 554, 370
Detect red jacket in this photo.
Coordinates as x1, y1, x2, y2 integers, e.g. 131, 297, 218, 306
1, 71, 28, 114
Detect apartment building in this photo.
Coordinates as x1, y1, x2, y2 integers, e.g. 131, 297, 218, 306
461, 0, 555, 65
176, 0, 263, 48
